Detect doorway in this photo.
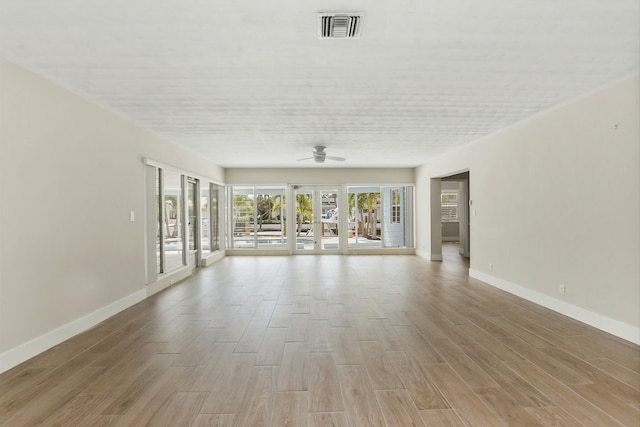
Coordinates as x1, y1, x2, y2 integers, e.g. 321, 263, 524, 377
292, 186, 341, 254
432, 171, 470, 263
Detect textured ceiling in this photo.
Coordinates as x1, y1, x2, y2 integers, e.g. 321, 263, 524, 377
1, 0, 638, 168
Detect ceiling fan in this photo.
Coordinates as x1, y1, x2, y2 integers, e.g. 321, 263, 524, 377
297, 145, 346, 163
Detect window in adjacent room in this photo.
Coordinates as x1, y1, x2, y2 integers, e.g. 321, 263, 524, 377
441, 190, 459, 221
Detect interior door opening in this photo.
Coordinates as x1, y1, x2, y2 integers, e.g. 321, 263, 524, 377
435, 171, 470, 265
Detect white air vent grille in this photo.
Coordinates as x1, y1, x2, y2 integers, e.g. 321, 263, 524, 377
318, 13, 363, 38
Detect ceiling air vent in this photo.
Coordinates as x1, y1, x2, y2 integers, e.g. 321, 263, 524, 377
318, 12, 363, 39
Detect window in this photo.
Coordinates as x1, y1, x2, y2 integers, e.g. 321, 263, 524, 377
155, 168, 163, 274
199, 182, 222, 255
348, 185, 413, 249
391, 188, 401, 223
162, 170, 184, 272
210, 183, 221, 251
200, 184, 211, 256
146, 159, 223, 284
230, 186, 286, 249
441, 190, 459, 221
232, 187, 254, 248
256, 188, 286, 248
348, 186, 382, 248
384, 186, 408, 248
152, 167, 185, 274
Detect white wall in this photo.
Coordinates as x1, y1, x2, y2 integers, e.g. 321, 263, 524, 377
225, 168, 414, 185
415, 75, 640, 342
0, 58, 224, 372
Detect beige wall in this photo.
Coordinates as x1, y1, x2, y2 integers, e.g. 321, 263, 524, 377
416, 75, 640, 341
0, 58, 223, 370
225, 168, 414, 185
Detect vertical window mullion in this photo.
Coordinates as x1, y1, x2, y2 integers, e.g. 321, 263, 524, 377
380, 187, 385, 247
253, 187, 258, 248
181, 175, 187, 266
158, 168, 165, 274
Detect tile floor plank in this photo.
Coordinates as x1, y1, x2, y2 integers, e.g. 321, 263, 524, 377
524, 407, 583, 427
287, 313, 310, 342
375, 389, 425, 426
387, 353, 450, 410
231, 367, 276, 427
419, 409, 466, 426
360, 341, 404, 390
338, 365, 386, 427
271, 391, 309, 427
277, 342, 310, 392
145, 391, 208, 427
309, 353, 344, 412
308, 412, 350, 427
256, 328, 288, 366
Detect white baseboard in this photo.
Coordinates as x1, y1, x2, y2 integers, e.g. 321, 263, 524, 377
0, 289, 147, 374
146, 266, 192, 297
416, 249, 443, 261
202, 250, 225, 266
225, 249, 289, 256
147, 251, 226, 298
469, 269, 640, 345
347, 248, 416, 256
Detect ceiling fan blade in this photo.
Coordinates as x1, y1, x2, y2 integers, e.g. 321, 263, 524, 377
326, 156, 346, 162
296, 157, 314, 161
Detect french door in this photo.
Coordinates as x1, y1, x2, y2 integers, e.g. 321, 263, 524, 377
292, 186, 341, 254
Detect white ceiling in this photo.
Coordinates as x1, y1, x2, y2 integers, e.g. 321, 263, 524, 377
1, 0, 638, 168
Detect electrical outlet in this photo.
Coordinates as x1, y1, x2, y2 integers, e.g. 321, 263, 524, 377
489, 263, 493, 272
559, 284, 565, 296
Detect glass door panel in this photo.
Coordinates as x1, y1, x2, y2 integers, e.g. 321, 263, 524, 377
294, 188, 314, 251
320, 188, 339, 251
293, 186, 341, 254
348, 186, 382, 248
187, 178, 198, 267
163, 170, 184, 272
256, 188, 286, 248
232, 187, 255, 248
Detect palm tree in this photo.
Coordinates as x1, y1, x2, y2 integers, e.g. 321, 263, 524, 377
348, 192, 369, 236
363, 192, 380, 237
256, 194, 273, 231
271, 194, 286, 235
296, 194, 313, 237
271, 194, 285, 219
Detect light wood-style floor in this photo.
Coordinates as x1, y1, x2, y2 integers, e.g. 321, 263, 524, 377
1, 244, 639, 426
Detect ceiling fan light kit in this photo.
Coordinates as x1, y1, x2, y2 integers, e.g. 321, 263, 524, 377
297, 145, 346, 163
